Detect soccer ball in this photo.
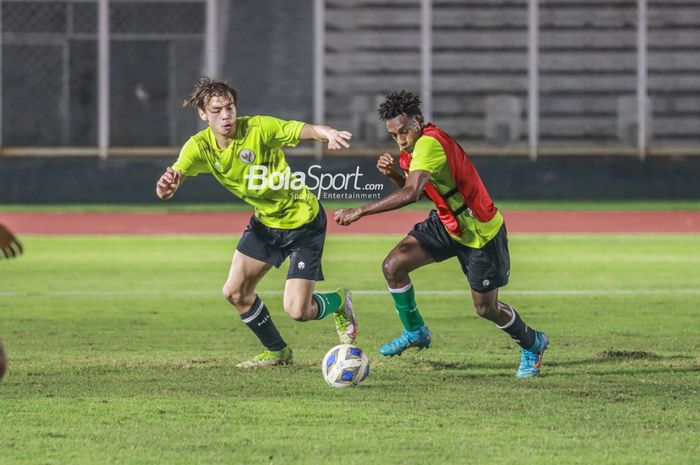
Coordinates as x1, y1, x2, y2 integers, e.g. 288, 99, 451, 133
322, 344, 370, 388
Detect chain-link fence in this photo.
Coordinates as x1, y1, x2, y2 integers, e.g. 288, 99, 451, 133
1, 0, 699, 157
0, 0, 206, 149
109, 1, 205, 146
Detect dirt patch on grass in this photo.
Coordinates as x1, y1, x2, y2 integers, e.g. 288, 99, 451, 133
595, 350, 660, 360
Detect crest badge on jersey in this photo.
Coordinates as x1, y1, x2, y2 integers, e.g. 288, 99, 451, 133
239, 149, 256, 164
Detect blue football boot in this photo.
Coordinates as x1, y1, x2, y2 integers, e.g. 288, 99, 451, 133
516, 331, 549, 378
379, 326, 432, 356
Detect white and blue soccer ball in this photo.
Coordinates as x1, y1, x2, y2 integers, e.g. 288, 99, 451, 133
322, 344, 370, 388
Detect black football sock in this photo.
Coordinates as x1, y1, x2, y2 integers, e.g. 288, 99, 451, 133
496, 304, 536, 350
239, 295, 287, 351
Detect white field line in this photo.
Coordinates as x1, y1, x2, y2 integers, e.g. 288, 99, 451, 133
0, 289, 699, 297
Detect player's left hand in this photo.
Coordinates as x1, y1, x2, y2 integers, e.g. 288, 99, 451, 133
324, 128, 352, 150
334, 208, 362, 226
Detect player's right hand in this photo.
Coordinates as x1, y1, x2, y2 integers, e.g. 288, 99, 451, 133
334, 208, 362, 226
156, 167, 181, 200
376, 152, 396, 177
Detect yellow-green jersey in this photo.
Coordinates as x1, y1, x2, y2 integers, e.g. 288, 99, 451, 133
400, 123, 503, 249
173, 115, 319, 229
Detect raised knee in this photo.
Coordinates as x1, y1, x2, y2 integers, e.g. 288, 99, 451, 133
382, 255, 399, 280
223, 285, 249, 308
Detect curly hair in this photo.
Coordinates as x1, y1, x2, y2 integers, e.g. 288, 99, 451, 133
182, 77, 238, 109
377, 90, 422, 121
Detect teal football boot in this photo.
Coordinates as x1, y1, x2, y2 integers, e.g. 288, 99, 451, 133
379, 326, 432, 356
516, 331, 549, 378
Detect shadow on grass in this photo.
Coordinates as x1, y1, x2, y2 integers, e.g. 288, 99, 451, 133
547, 352, 693, 368
413, 351, 696, 374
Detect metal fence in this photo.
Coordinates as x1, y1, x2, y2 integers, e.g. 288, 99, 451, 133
0, 0, 208, 153
1, 0, 699, 159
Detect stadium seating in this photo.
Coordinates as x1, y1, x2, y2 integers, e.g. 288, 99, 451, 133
324, 0, 700, 148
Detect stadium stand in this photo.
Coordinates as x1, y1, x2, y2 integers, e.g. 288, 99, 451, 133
0, 0, 698, 152
324, 0, 700, 149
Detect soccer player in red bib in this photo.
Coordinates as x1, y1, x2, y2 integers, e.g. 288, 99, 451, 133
335, 90, 548, 378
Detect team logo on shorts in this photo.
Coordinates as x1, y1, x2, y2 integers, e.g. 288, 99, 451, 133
239, 149, 256, 164
482, 279, 490, 287
298, 261, 305, 270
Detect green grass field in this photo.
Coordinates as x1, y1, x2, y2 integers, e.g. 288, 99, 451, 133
1, 233, 698, 464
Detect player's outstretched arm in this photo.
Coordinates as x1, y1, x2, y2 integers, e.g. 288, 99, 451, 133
0, 224, 23, 259
299, 124, 352, 150
156, 167, 185, 200
334, 170, 431, 226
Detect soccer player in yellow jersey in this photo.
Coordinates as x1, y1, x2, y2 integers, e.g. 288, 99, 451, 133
336, 90, 548, 378
155, 77, 357, 368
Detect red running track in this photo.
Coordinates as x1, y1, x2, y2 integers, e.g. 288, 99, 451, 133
1, 210, 699, 235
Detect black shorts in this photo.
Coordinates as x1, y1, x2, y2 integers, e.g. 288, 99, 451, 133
409, 210, 510, 293
236, 206, 326, 281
